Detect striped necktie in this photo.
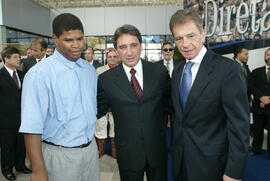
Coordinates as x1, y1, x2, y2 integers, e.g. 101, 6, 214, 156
130, 68, 143, 100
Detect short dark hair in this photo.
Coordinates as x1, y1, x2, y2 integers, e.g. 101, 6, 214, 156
161, 42, 174, 50
233, 47, 248, 59
265, 48, 270, 57
31, 37, 48, 51
52, 13, 84, 37
170, 8, 203, 35
113, 24, 142, 48
1, 47, 20, 63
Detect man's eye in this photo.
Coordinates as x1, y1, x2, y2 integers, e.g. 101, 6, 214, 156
175, 37, 183, 41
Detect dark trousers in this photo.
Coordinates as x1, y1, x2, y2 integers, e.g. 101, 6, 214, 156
119, 163, 166, 181
175, 155, 188, 181
252, 114, 270, 152
0, 129, 26, 173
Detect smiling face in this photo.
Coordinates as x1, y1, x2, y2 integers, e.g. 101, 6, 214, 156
173, 20, 205, 60
84, 48, 94, 62
107, 50, 118, 66
53, 29, 84, 61
116, 34, 142, 68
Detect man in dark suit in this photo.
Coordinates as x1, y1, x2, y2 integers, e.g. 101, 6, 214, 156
233, 47, 251, 98
156, 42, 180, 78
83, 47, 102, 69
0, 47, 31, 180
169, 9, 249, 181
233, 47, 254, 137
97, 24, 170, 181
249, 48, 270, 155
22, 37, 48, 73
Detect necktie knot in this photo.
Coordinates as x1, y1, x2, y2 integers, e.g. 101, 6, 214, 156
130, 68, 136, 76
185, 61, 194, 70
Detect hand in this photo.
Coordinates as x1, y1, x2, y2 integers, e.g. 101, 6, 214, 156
259, 96, 270, 105
260, 102, 266, 108
223, 174, 240, 181
30, 170, 48, 181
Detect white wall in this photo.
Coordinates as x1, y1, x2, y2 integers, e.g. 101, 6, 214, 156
2, 0, 51, 36
51, 6, 182, 36
223, 47, 269, 71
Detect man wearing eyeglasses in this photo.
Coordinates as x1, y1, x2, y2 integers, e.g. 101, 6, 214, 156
156, 42, 180, 77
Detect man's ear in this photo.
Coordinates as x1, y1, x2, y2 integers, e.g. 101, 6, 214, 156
52, 34, 58, 46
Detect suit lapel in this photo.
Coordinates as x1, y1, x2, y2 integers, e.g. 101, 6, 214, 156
141, 60, 155, 101
172, 61, 185, 113
260, 67, 268, 84
184, 50, 214, 114
1, 67, 20, 90
114, 64, 138, 100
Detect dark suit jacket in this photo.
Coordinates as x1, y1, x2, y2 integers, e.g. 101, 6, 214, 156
22, 55, 48, 73
156, 59, 182, 70
97, 60, 170, 171
92, 60, 103, 69
249, 66, 270, 115
171, 50, 249, 180
22, 56, 37, 74
0, 67, 24, 129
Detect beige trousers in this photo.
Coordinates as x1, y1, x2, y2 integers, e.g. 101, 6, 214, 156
42, 139, 99, 181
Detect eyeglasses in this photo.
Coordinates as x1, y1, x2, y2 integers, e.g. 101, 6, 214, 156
163, 48, 173, 52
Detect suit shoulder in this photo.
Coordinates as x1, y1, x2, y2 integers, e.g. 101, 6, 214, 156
252, 66, 265, 73
98, 65, 116, 79
155, 60, 163, 64
210, 51, 237, 67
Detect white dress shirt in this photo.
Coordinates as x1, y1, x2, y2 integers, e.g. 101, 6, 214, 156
123, 59, 143, 90
163, 59, 174, 77
185, 46, 207, 85
4, 65, 21, 88
36, 54, 47, 63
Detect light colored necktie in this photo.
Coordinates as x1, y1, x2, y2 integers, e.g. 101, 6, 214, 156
179, 62, 194, 109
166, 61, 170, 73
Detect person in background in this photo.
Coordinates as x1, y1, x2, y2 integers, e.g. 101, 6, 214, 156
19, 13, 99, 181
156, 42, 180, 78
26, 47, 32, 58
233, 47, 253, 137
249, 48, 270, 156
22, 37, 48, 73
170, 8, 249, 181
95, 48, 119, 158
233, 47, 251, 98
84, 47, 102, 69
0, 47, 31, 181
46, 46, 54, 56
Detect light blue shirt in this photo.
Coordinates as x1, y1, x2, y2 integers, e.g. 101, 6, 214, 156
19, 49, 98, 147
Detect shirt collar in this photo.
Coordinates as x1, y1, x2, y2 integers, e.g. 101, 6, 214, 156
236, 58, 243, 66
123, 59, 143, 76
38, 54, 47, 62
186, 45, 207, 64
54, 49, 86, 69
163, 59, 173, 65
4, 65, 16, 76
